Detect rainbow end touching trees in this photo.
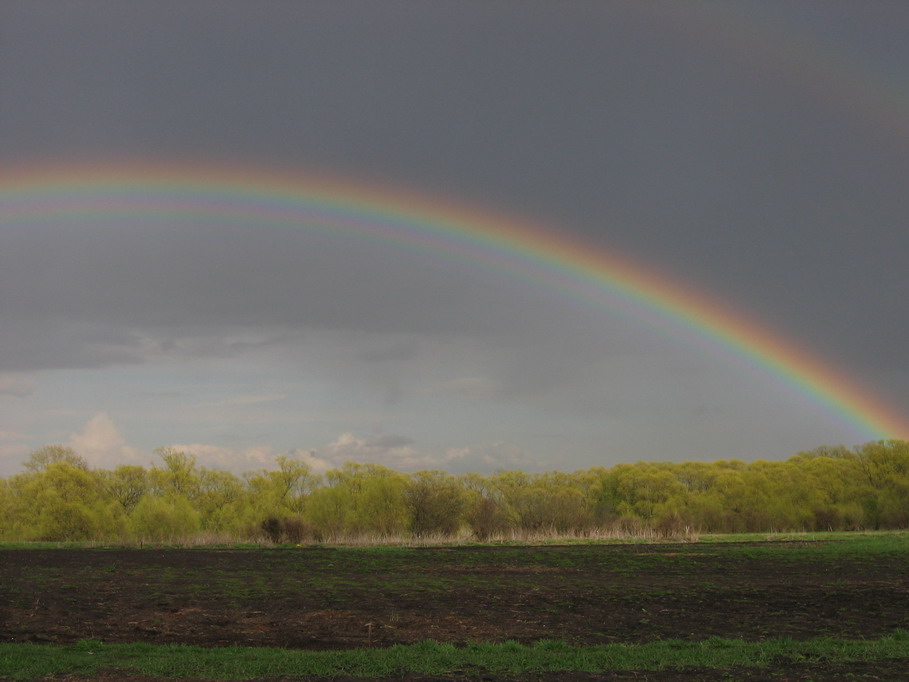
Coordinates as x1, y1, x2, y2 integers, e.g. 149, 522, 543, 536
1, 441, 908, 543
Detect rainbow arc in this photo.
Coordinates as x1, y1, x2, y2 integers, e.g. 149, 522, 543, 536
2, 161, 907, 441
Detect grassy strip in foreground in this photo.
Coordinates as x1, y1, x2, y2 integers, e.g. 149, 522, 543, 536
2, 632, 909, 680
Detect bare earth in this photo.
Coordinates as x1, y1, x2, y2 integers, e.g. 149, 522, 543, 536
2, 542, 907, 680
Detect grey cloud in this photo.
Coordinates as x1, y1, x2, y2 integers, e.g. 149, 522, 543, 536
443, 442, 540, 475
364, 434, 415, 449
357, 341, 421, 364
3, 2, 906, 376
0, 321, 149, 372
1, 2, 907, 466
0, 373, 36, 398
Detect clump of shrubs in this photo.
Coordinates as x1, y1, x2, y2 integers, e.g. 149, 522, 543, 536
260, 516, 317, 544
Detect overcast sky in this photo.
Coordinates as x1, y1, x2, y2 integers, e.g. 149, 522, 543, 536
1, 1, 908, 475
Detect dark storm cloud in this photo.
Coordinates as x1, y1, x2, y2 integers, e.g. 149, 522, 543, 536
0, 209, 598, 373
0, 320, 149, 372
1, 1, 907, 463
2, 2, 905, 370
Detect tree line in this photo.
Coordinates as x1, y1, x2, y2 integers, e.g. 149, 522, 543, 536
0, 440, 907, 542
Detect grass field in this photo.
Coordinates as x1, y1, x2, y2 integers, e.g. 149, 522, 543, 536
1, 532, 908, 680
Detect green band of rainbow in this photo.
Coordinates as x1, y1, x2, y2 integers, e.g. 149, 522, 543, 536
2, 161, 907, 441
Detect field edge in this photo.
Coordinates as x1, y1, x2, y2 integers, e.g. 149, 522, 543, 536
2, 631, 909, 680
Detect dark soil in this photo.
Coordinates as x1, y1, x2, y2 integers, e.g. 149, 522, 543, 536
31, 661, 909, 681
1, 542, 908, 679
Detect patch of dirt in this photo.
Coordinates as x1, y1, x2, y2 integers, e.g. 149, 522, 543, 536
1, 543, 907, 679
18, 659, 909, 681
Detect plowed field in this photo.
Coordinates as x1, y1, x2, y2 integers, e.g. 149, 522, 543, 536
2, 541, 908, 679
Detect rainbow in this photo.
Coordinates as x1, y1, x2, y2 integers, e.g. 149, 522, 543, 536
2, 160, 907, 441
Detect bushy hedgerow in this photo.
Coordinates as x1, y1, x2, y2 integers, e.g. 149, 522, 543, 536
2, 440, 907, 542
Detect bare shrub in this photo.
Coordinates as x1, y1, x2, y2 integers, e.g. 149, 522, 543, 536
655, 512, 689, 538
261, 516, 283, 544
259, 516, 317, 544
467, 497, 507, 540
281, 516, 316, 543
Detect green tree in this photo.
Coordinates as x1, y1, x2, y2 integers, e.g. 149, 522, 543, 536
196, 468, 252, 533
460, 473, 509, 539
610, 463, 685, 522
128, 495, 201, 542
0, 477, 17, 540
22, 445, 88, 473
507, 472, 591, 532
101, 465, 150, 513
797, 454, 865, 530
854, 440, 909, 528
404, 470, 466, 536
357, 468, 409, 536
10, 462, 123, 540
151, 448, 201, 499
304, 485, 352, 539
245, 456, 318, 517
304, 463, 409, 537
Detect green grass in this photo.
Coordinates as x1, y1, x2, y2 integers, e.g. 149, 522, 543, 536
698, 529, 909, 546
694, 531, 909, 561
2, 632, 908, 680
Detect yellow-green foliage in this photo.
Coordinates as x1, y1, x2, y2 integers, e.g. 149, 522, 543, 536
2, 463, 124, 541
1, 439, 907, 542
128, 495, 201, 542
404, 470, 467, 536
303, 463, 409, 537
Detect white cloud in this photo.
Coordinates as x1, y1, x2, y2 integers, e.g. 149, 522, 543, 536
0, 373, 36, 397
442, 441, 539, 473
166, 436, 541, 476
308, 432, 436, 471
169, 443, 277, 470
56, 413, 546, 477
164, 443, 333, 474
301, 433, 540, 474
69, 413, 144, 469
281, 449, 334, 474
